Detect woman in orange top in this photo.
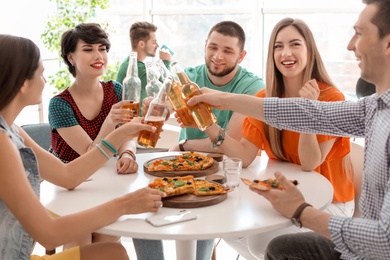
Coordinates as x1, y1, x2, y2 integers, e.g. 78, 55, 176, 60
202, 18, 354, 259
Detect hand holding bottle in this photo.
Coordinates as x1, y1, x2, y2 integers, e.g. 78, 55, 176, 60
172, 62, 217, 131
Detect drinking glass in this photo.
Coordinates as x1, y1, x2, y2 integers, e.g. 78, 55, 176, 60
223, 157, 242, 188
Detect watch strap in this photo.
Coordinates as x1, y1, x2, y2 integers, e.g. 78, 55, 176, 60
291, 202, 312, 228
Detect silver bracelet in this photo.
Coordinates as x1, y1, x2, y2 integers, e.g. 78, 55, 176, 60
210, 127, 225, 149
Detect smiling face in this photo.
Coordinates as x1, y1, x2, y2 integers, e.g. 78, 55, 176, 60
347, 3, 387, 89
68, 40, 108, 78
204, 31, 245, 78
273, 25, 308, 81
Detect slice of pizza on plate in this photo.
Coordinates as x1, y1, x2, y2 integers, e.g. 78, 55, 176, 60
148, 175, 195, 197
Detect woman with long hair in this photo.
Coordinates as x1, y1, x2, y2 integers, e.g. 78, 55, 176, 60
0, 34, 164, 260
201, 18, 354, 259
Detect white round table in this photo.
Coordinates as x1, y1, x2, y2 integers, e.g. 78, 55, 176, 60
40, 152, 333, 260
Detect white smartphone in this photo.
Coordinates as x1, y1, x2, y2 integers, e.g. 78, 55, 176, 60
145, 210, 197, 227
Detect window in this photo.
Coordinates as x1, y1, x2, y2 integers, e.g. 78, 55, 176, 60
2, 0, 364, 125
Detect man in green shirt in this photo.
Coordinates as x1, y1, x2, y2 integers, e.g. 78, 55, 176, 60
116, 21, 171, 110
132, 21, 265, 260
171, 21, 265, 153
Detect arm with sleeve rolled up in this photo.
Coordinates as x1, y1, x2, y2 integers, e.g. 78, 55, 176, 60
187, 88, 265, 120
187, 88, 366, 138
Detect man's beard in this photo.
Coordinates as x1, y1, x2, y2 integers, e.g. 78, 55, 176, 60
206, 60, 236, 77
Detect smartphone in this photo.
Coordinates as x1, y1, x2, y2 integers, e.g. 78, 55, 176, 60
145, 210, 197, 227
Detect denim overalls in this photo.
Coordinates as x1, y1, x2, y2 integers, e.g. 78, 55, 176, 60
0, 116, 42, 260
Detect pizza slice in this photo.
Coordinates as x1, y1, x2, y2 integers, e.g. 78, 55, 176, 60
193, 179, 231, 196
241, 178, 299, 191
148, 175, 195, 197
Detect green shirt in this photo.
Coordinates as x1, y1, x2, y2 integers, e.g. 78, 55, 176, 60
179, 64, 265, 141
116, 57, 171, 112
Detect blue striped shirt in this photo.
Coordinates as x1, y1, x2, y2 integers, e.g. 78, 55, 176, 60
264, 90, 390, 259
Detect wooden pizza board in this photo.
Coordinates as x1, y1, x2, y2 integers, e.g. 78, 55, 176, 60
143, 157, 220, 178
162, 193, 227, 208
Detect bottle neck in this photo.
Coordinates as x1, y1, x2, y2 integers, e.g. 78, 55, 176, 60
127, 53, 139, 77
156, 77, 172, 102
176, 71, 190, 85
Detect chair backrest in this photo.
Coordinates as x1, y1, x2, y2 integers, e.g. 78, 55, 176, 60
21, 123, 51, 150
350, 141, 364, 217
356, 77, 375, 99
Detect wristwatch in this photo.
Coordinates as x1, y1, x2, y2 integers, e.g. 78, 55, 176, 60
291, 202, 312, 228
179, 139, 187, 151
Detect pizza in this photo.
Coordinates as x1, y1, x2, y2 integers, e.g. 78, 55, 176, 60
194, 179, 230, 196
241, 178, 299, 191
147, 152, 214, 172
148, 175, 230, 197
148, 175, 195, 197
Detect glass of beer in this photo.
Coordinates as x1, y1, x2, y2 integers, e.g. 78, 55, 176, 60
137, 77, 170, 148
137, 116, 165, 148
121, 100, 140, 118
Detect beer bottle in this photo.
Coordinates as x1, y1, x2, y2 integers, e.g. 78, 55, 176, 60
122, 51, 141, 116
158, 60, 195, 127
145, 60, 162, 98
137, 76, 171, 148
172, 62, 217, 131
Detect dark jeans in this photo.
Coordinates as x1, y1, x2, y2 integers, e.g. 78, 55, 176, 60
265, 232, 341, 260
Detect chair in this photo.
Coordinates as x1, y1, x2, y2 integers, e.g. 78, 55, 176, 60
350, 141, 364, 217
22, 123, 55, 255
356, 77, 375, 99
21, 123, 51, 150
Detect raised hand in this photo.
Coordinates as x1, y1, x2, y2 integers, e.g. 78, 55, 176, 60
187, 87, 228, 110
108, 100, 136, 127
298, 78, 320, 100
117, 118, 155, 139
141, 97, 154, 117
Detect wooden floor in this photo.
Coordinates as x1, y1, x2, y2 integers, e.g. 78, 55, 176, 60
32, 238, 248, 260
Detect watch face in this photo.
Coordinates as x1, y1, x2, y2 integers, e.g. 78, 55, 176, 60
291, 218, 301, 228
